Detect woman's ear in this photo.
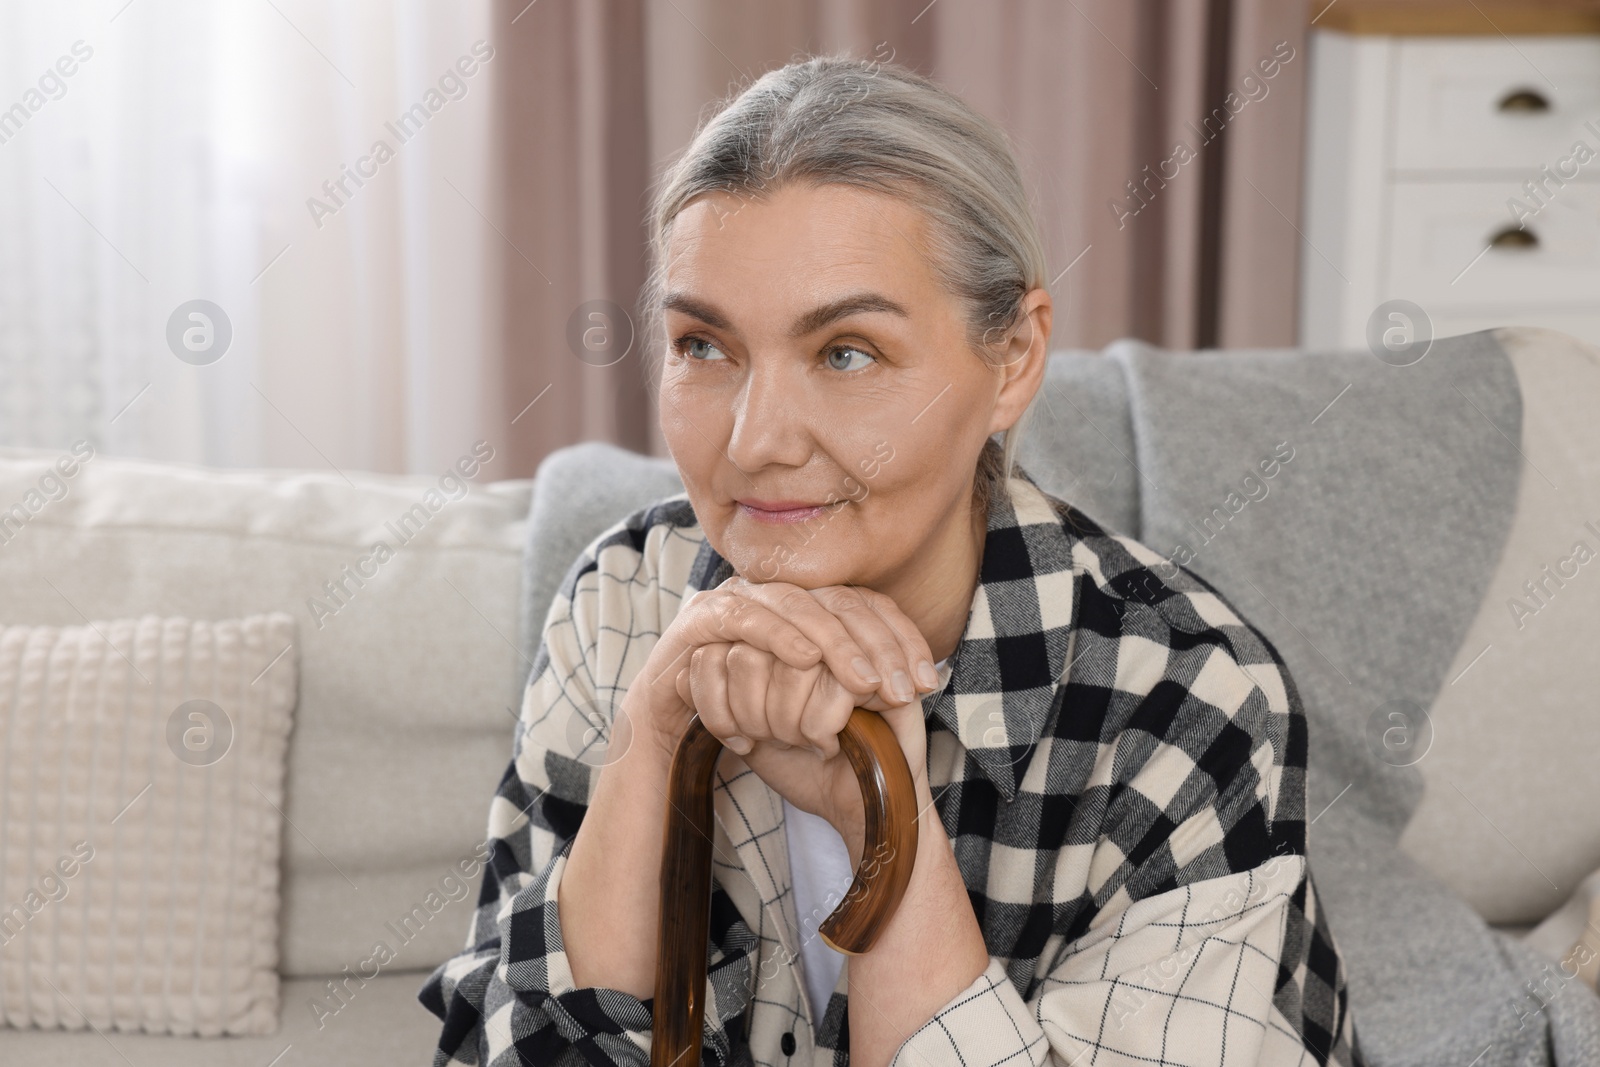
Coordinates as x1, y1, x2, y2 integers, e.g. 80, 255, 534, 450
987, 287, 1052, 436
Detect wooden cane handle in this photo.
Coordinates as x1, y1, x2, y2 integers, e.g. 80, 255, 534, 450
650, 707, 919, 1067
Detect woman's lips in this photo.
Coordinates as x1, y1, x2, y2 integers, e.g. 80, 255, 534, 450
736, 499, 842, 525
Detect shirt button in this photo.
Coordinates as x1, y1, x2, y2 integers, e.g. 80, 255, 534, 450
781, 1031, 797, 1056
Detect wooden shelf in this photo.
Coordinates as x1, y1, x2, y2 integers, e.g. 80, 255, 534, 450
1314, 0, 1600, 35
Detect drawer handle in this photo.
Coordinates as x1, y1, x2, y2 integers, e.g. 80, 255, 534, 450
1497, 88, 1550, 113
1489, 225, 1539, 250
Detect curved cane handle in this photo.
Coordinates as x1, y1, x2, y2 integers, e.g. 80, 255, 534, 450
650, 708, 919, 1067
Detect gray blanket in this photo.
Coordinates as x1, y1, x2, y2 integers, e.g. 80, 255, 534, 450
520, 330, 1600, 1066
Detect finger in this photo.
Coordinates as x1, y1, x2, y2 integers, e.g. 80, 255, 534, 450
688, 643, 745, 753
797, 666, 858, 761
675, 665, 692, 708
766, 656, 820, 751
680, 587, 824, 674
808, 584, 934, 704
721, 579, 891, 699
861, 590, 942, 692
824, 584, 935, 674
841, 585, 932, 700
724, 642, 774, 746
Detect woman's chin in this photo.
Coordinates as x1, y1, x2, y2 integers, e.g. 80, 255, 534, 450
726, 541, 853, 588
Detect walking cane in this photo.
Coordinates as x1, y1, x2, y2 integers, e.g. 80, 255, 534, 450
651, 706, 920, 1067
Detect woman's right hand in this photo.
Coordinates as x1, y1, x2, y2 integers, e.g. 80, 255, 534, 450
625, 576, 939, 763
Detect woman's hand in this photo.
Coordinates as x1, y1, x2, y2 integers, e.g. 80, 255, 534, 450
626, 576, 940, 766
672, 580, 938, 847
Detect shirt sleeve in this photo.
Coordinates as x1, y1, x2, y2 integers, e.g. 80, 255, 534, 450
417, 511, 760, 1067
887, 855, 1314, 1067
889, 635, 1359, 1067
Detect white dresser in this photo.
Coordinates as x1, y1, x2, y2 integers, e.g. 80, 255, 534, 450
1300, 25, 1600, 350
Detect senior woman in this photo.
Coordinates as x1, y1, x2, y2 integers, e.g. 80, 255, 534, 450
421, 55, 1364, 1067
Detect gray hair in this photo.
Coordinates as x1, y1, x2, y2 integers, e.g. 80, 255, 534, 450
640, 52, 1049, 513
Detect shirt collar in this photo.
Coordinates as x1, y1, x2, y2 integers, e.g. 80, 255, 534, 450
688, 462, 1091, 803
925, 463, 1087, 802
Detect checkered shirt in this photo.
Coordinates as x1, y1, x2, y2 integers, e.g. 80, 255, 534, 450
419, 462, 1365, 1067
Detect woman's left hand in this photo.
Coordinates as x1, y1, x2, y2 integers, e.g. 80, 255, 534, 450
673, 581, 936, 851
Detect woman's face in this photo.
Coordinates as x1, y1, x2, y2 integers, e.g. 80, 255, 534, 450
657, 180, 1044, 591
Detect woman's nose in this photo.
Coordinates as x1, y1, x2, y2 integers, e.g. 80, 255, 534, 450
725, 362, 811, 472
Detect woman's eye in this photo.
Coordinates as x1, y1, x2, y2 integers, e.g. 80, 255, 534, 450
825, 346, 875, 372
678, 336, 726, 362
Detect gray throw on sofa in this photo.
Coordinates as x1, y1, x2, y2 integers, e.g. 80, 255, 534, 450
518, 329, 1600, 1067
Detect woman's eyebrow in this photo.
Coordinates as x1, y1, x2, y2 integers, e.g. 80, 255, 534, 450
661, 292, 732, 330
661, 290, 910, 338
788, 292, 910, 337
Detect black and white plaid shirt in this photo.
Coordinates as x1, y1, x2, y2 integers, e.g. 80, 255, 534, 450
419, 463, 1365, 1067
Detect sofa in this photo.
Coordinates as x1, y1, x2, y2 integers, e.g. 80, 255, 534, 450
1, 325, 1597, 1065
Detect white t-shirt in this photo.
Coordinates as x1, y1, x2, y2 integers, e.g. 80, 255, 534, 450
781, 799, 854, 1025
781, 658, 946, 1026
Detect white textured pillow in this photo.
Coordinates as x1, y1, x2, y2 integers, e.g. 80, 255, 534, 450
0, 612, 297, 1037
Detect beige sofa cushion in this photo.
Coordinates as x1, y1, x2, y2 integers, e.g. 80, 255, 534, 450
0, 446, 531, 978
0, 613, 296, 1036
0, 970, 440, 1066
1401, 327, 1600, 924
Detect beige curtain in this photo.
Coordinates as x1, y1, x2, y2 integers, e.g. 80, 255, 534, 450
491, 0, 1312, 476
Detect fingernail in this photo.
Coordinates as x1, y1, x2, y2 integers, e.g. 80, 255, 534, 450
726, 735, 751, 754
852, 656, 880, 683
812, 744, 827, 761
796, 638, 821, 657
915, 659, 939, 690
891, 670, 914, 703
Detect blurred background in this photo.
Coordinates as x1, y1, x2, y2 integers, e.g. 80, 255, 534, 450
1, 0, 1595, 478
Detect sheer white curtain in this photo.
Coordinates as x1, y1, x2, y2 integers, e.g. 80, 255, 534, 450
0, 0, 500, 475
